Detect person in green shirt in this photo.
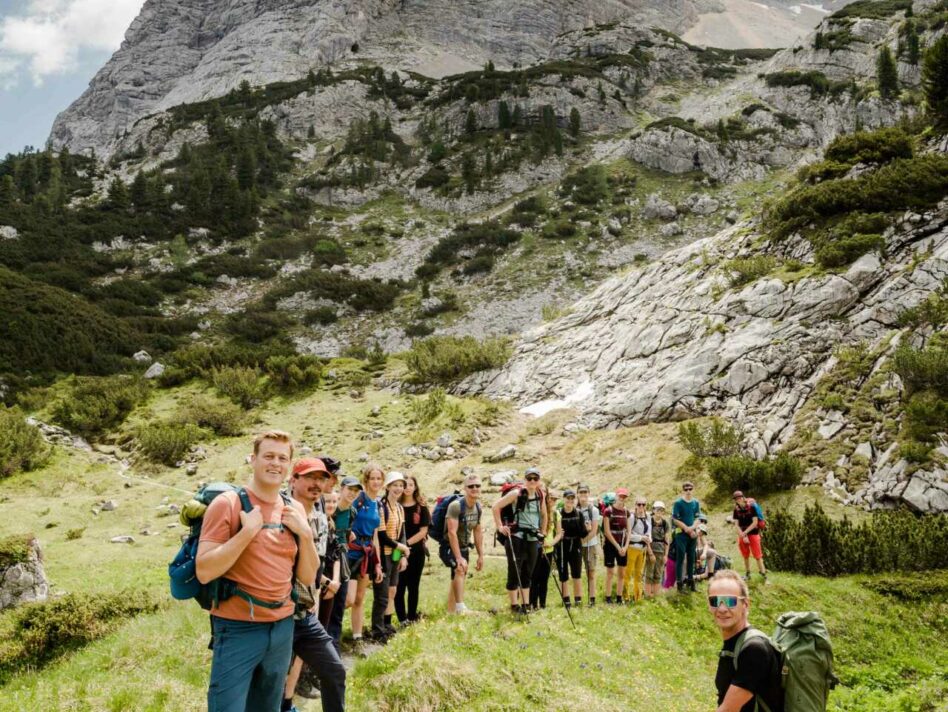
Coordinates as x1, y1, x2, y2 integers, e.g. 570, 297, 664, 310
672, 481, 702, 593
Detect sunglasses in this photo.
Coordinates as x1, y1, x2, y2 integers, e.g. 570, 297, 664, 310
683, 487, 694, 492
467, 484, 481, 490
635, 502, 647, 506
525, 476, 540, 481
708, 595, 745, 609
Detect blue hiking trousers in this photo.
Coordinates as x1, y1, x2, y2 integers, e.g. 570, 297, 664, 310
208, 615, 295, 712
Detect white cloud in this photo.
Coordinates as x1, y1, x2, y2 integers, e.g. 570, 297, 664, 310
0, 0, 145, 84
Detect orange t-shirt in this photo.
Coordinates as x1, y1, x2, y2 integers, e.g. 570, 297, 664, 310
199, 489, 298, 622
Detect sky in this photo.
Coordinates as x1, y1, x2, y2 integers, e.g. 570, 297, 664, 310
0, 0, 146, 157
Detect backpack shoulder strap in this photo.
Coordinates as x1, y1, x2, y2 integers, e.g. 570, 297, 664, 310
237, 487, 254, 514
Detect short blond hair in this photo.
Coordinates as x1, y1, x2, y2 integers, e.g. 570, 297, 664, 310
253, 430, 294, 457
710, 569, 749, 598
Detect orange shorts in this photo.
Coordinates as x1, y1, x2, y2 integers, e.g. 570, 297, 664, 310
738, 534, 763, 559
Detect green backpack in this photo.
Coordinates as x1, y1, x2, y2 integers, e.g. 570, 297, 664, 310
727, 611, 838, 712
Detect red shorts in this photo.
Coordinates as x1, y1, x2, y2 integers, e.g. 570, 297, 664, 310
738, 534, 763, 559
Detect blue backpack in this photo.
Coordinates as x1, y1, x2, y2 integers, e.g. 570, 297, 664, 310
168, 483, 298, 614
429, 492, 481, 543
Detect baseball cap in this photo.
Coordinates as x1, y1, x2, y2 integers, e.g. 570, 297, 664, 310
698, 523, 709, 534
292, 458, 330, 477
733, 490, 745, 499
616, 487, 629, 497
577, 483, 590, 493
384, 471, 406, 488
653, 500, 666, 510
340, 476, 363, 490
563, 489, 576, 498
525, 466, 541, 477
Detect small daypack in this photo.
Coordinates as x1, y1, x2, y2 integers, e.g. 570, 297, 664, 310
748, 498, 767, 532
168, 483, 298, 613
429, 492, 481, 543
496, 482, 544, 545
560, 508, 588, 539
726, 612, 837, 712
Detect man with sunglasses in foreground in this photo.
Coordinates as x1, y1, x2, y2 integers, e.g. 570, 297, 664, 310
443, 473, 484, 614
710, 570, 784, 712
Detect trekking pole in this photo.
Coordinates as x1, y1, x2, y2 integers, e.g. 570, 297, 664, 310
550, 540, 576, 630
503, 530, 527, 611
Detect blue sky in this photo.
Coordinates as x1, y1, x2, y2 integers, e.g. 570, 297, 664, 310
0, 0, 145, 157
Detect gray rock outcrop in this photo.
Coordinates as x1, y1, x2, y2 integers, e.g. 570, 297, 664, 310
0, 537, 49, 610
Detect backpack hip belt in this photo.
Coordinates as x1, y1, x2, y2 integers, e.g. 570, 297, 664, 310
347, 541, 379, 577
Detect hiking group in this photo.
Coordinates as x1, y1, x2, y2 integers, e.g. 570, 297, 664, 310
170, 430, 837, 712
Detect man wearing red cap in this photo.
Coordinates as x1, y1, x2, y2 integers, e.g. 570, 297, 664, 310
281, 457, 347, 712
732, 491, 767, 583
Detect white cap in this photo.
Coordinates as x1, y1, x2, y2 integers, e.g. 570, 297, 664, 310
384, 471, 406, 488
653, 500, 666, 510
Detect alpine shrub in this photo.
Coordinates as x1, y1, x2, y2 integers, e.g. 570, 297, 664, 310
263, 355, 322, 393
0, 407, 49, 478
211, 366, 267, 409
814, 233, 884, 268
137, 421, 206, 466
180, 397, 244, 437
677, 418, 743, 458
722, 255, 779, 286
764, 503, 948, 575
405, 336, 511, 384
824, 127, 913, 165
892, 337, 948, 396
51, 376, 150, 437
707, 454, 802, 494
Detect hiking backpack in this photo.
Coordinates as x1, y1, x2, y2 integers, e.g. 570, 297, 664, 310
168, 483, 298, 611
429, 492, 481, 544
495, 482, 544, 545
725, 612, 838, 712
748, 498, 767, 532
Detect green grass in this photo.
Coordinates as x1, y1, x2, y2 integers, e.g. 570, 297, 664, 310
0, 384, 944, 710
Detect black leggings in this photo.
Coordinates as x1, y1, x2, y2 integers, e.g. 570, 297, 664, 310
505, 536, 539, 591
394, 542, 426, 622
530, 552, 553, 608
556, 539, 583, 582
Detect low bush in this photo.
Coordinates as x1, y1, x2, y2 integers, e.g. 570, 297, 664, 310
796, 160, 852, 184
136, 421, 205, 466
0, 590, 161, 683
417, 221, 520, 279
51, 376, 150, 437
830, 0, 913, 20
225, 309, 290, 343
405, 322, 435, 338
405, 336, 511, 384
764, 503, 948, 575
541, 219, 578, 239
304, 306, 339, 326
415, 166, 451, 190
763, 70, 848, 96
677, 418, 743, 459
180, 397, 244, 437
263, 355, 322, 393
508, 195, 547, 226
824, 127, 913, 165
211, 366, 267, 409
0, 407, 49, 478
722, 255, 778, 286
409, 388, 464, 425
461, 255, 495, 275
0, 533, 33, 568
165, 342, 295, 382
863, 570, 948, 601
558, 165, 610, 206
892, 336, 948, 396
814, 233, 884, 268
707, 453, 802, 494
897, 281, 948, 328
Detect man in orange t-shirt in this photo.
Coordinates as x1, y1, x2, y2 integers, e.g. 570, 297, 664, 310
197, 430, 318, 712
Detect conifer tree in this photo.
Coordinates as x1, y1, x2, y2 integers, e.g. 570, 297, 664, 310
237, 147, 257, 191
569, 107, 581, 137
465, 108, 478, 134
0, 175, 16, 208
922, 35, 948, 129
498, 101, 512, 130
461, 152, 478, 193
877, 46, 899, 100
130, 170, 149, 209
512, 104, 522, 128
107, 177, 130, 210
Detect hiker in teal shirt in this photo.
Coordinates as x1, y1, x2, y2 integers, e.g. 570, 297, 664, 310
672, 481, 702, 593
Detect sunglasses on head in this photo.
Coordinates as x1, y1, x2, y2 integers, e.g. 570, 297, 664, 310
708, 595, 745, 609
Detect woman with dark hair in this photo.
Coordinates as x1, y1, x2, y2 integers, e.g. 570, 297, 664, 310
529, 488, 560, 610
395, 475, 430, 624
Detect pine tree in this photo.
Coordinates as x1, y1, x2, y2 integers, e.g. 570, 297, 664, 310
461, 152, 478, 193
597, 82, 606, 105
814, 32, 825, 50
107, 177, 130, 210
717, 119, 729, 142
569, 107, 581, 137
237, 146, 257, 191
512, 105, 522, 128
0, 175, 16, 208
465, 108, 478, 134
237, 80, 252, 103
485, 60, 495, 74
632, 76, 642, 98
498, 101, 512, 130
484, 147, 494, 176
905, 21, 920, 65
307, 124, 316, 139
877, 46, 899, 100
130, 170, 149, 209
922, 35, 948, 129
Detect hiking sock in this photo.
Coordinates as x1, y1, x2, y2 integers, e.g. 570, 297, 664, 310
589, 597, 596, 607
281, 698, 294, 712
574, 597, 582, 607
563, 596, 571, 609
605, 595, 613, 604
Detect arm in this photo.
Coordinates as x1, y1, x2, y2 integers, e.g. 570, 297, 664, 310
551, 511, 563, 546
582, 511, 597, 544
407, 526, 429, 546
322, 558, 342, 599
492, 491, 518, 535
446, 515, 467, 573
603, 512, 619, 548
716, 686, 754, 712
540, 497, 548, 541
196, 518, 260, 584
474, 522, 484, 571
741, 518, 758, 538
283, 501, 318, 585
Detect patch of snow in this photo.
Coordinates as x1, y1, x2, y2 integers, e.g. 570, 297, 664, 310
519, 380, 595, 417
801, 3, 829, 13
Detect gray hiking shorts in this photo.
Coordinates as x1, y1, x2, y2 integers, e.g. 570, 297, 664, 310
582, 544, 598, 574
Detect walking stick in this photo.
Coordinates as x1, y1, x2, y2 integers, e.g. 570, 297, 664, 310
503, 530, 526, 610
550, 539, 577, 630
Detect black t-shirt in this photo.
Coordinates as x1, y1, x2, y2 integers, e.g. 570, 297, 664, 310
715, 628, 785, 712
733, 504, 759, 535
403, 502, 431, 545
560, 508, 587, 539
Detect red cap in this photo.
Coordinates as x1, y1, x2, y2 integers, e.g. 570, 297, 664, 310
616, 488, 629, 497
292, 458, 330, 477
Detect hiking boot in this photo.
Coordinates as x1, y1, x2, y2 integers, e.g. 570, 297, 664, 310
676, 582, 684, 594
455, 602, 473, 615
384, 623, 398, 637
688, 579, 697, 593
743, 572, 752, 582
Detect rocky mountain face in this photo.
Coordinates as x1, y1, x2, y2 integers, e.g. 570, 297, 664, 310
50, 0, 696, 159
